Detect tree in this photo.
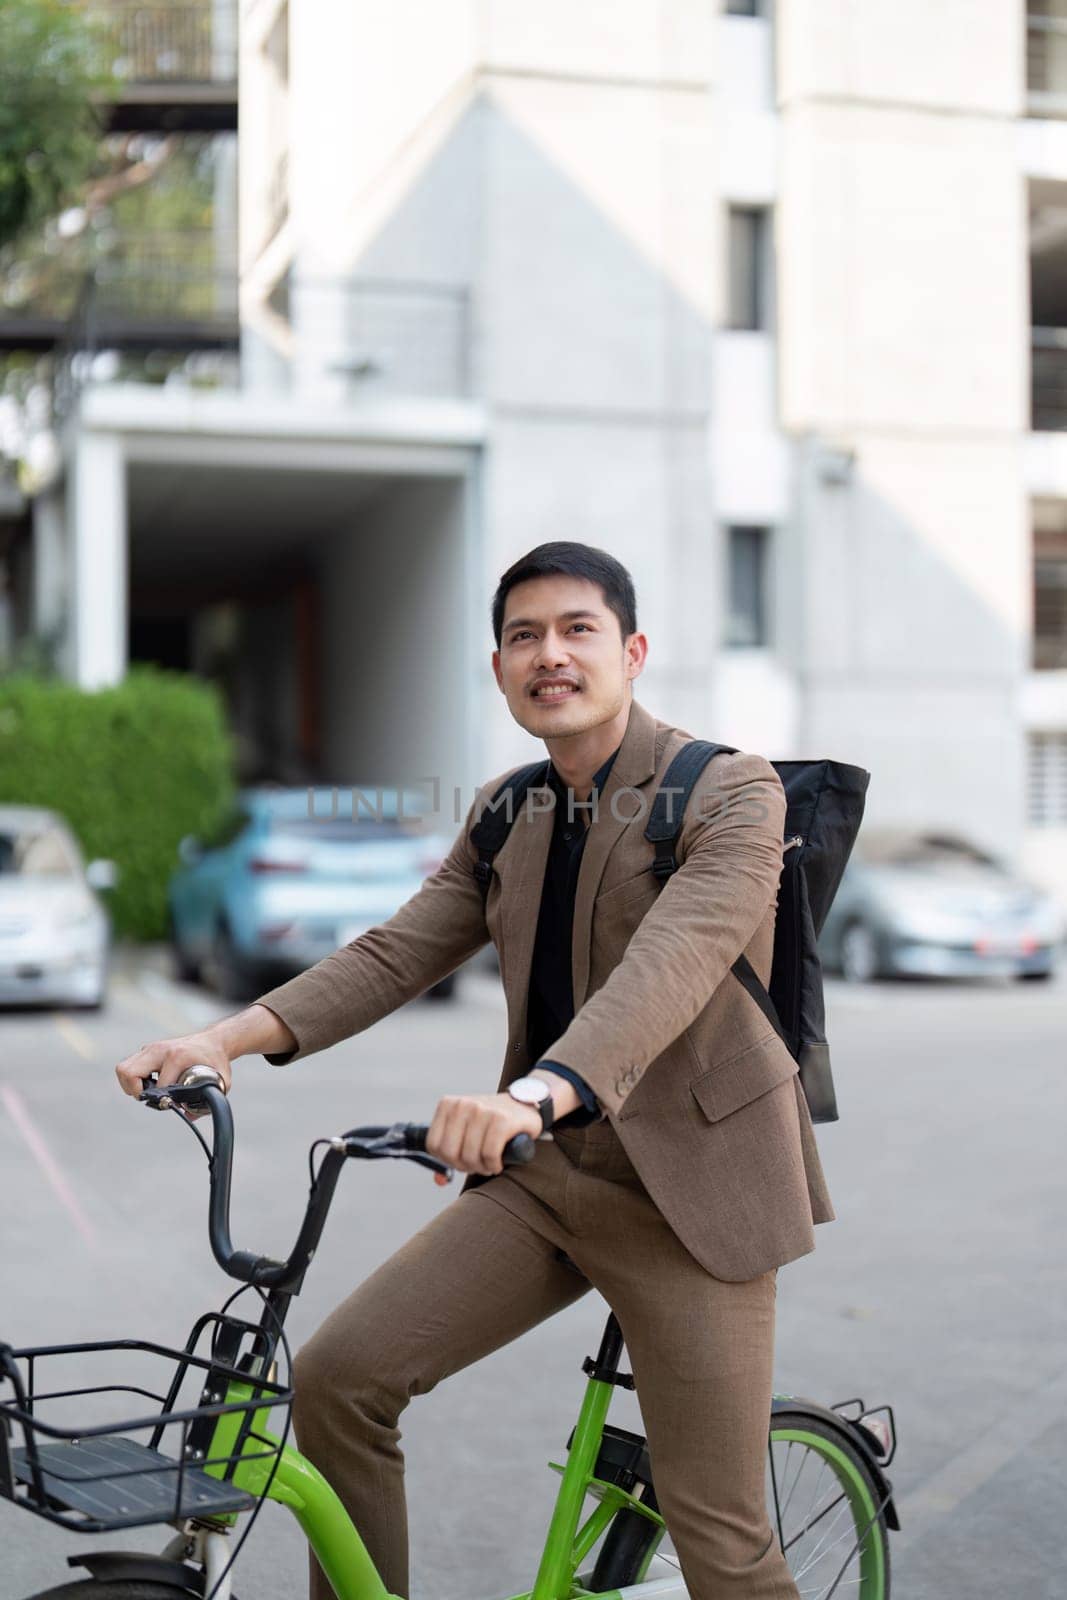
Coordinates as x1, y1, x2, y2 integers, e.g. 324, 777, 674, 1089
0, 0, 110, 251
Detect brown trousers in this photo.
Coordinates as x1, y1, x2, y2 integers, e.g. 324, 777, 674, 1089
291, 1121, 799, 1600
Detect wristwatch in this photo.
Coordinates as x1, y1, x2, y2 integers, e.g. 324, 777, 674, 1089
507, 1075, 555, 1134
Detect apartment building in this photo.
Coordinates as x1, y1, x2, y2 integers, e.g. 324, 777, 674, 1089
5, 0, 1065, 896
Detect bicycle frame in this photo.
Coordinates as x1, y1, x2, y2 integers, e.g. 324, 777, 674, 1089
206, 1320, 667, 1600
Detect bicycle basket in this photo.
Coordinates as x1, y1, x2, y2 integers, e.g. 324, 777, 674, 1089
0, 1314, 292, 1534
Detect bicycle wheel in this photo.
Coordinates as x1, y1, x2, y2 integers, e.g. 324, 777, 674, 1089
768, 1410, 891, 1599
590, 1408, 891, 1599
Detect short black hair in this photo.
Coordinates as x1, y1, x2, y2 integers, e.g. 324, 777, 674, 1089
491, 541, 638, 648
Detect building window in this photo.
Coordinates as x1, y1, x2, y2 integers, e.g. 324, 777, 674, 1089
725, 525, 770, 648
1028, 732, 1067, 824
727, 206, 770, 331
1028, 2, 1067, 115
1034, 523, 1067, 669
725, 0, 762, 13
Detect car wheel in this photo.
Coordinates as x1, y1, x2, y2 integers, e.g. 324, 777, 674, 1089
212, 920, 255, 1002
840, 919, 882, 984
426, 973, 457, 1001
1017, 968, 1053, 982
167, 906, 202, 985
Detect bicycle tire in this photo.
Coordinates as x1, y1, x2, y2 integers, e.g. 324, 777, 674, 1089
20, 1585, 202, 1600
590, 1408, 891, 1600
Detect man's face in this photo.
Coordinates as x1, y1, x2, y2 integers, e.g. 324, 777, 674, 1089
492, 574, 645, 738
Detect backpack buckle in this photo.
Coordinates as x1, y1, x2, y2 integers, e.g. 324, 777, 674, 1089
473, 857, 493, 888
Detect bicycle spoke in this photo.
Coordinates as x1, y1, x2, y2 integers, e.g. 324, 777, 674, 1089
767, 1431, 884, 1600
781, 1489, 850, 1553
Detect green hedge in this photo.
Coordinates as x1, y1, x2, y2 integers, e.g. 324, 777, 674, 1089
0, 666, 237, 939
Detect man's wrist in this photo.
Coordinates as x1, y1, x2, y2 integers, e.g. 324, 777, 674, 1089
530, 1071, 582, 1121
209, 1004, 297, 1063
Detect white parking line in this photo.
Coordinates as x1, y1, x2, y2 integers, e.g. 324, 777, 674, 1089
0, 1083, 97, 1249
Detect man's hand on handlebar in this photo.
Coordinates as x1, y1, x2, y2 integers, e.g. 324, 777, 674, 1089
115, 1031, 232, 1117
425, 1092, 544, 1187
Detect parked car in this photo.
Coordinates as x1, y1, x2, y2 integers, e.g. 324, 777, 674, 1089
167, 786, 461, 1002
0, 806, 116, 1009
819, 829, 1064, 983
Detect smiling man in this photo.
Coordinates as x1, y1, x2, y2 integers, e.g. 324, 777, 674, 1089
116, 542, 833, 1600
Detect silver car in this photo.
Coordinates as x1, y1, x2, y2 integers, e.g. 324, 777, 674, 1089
819, 829, 1064, 983
0, 807, 116, 1009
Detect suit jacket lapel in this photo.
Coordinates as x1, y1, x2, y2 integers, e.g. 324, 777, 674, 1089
571, 698, 660, 1009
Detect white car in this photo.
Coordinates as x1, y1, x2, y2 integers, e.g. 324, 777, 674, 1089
0, 806, 117, 1009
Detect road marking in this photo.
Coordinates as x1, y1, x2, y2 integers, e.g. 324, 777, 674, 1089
52, 1014, 97, 1061
0, 1083, 97, 1249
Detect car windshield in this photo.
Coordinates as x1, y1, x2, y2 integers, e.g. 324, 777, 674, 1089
0, 827, 80, 877
259, 789, 432, 841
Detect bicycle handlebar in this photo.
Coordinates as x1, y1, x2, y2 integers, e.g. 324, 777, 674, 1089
139, 1069, 537, 1292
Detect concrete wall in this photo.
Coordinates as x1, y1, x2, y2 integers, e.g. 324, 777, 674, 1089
776, 0, 1029, 860
273, 5, 721, 775
317, 476, 472, 811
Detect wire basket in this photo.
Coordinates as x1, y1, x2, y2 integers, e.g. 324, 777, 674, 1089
0, 1312, 292, 1533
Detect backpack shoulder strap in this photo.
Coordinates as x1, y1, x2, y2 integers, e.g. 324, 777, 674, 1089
643, 740, 737, 881
643, 739, 791, 1050
469, 760, 550, 902
730, 950, 788, 1045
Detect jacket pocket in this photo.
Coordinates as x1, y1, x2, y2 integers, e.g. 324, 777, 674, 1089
690, 1032, 798, 1123
596, 867, 658, 907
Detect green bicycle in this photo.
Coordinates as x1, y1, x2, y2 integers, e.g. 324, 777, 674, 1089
1, 1067, 899, 1600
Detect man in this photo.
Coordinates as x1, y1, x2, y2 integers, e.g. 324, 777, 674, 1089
117, 541, 833, 1599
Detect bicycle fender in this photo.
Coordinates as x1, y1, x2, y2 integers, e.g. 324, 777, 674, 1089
770, 1395, 901, 1532
68, 1551, 204, 1593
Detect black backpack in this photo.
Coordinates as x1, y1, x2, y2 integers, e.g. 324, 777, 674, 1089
470, 743, 870, 1124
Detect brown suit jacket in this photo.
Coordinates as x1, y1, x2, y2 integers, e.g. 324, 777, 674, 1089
254, 696, 834, 1280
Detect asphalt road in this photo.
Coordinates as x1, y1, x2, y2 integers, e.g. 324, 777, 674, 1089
2, 950, 1065, 1599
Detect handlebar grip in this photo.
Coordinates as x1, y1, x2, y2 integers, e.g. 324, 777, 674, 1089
401, 1124, 537, 1166
502, 1132, 537, 1165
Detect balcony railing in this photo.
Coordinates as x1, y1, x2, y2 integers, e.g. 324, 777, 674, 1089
265, 276, 473, 401
92, 0, 237, 86
34, 266, 472, 417
1028, 13, 1067, 116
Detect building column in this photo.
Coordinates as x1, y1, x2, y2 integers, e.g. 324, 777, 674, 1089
69, 432, 127, 689
31, 490, 67, 660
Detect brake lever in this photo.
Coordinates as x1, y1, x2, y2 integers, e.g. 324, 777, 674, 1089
139, 1067, 223, 1116
139, 1073, 170, 1110
407, 1152, 454, 1182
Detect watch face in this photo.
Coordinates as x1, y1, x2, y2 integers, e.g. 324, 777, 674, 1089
510, 1078, 548, 1106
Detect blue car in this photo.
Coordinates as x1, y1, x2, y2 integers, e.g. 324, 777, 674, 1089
167, 786, 459, 1002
